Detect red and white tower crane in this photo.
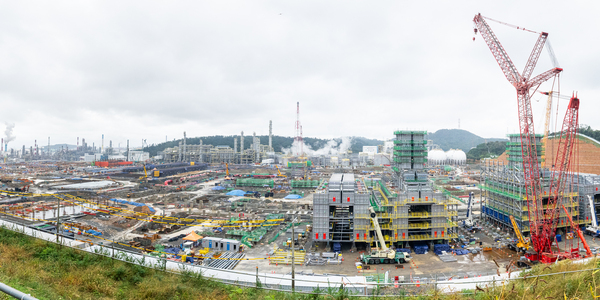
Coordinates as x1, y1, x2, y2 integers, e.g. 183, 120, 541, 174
473, 13, 563, 260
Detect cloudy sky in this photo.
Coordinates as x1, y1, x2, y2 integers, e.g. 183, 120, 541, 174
0, 1, 598, 150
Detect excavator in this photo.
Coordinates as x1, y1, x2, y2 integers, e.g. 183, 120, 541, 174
361, 207, 411, 264
276, 165, 287, 178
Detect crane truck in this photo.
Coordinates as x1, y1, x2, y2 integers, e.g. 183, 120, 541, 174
463, 192, 475, 228
585, 195, 600, 237
360, 207, 411, 265
508, 215, 530, 253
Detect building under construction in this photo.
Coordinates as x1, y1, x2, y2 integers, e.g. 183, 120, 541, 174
312, 130, 459, 250
482, 134, 599, 235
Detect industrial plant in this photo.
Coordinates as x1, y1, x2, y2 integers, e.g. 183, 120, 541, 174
2, 12, 600, 299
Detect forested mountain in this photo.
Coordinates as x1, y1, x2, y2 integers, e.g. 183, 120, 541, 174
426, 129, 506, 152
466, 141, 507, 160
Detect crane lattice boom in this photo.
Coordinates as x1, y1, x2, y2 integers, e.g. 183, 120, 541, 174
473, 13, 563, 256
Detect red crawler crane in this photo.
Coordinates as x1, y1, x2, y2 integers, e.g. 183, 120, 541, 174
473, 14, 563, 261
544, 95, 592, 260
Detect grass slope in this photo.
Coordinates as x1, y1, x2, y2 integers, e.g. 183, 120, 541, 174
2, 226, 600, 299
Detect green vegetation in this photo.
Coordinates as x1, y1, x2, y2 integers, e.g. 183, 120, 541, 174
578, 125, 600, 142
144, 135, 382, 156
3, 226, 600, 299
466, 141, 507, 160
427, 129, 506, 152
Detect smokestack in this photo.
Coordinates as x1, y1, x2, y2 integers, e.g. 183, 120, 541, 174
240, 131, 244, 154
183, 131, 187, 162
234, 137, 238, 154
102, 134, 104, 154
77, 137, 79, 150
269, 120, 272, 152
127, 140, 130, 161
178, 141, 182, 162
253, 132, 259, 162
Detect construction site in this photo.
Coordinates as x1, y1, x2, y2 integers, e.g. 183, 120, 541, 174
2, 12, 600, 295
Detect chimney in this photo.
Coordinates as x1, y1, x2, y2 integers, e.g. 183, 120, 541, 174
269, 120, 272, 152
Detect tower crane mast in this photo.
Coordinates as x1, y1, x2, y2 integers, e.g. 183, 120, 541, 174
473, 13, 562, 258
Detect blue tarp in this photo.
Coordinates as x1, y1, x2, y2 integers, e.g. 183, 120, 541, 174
110, 198, 156, 213
85, 229, 103, 236
163, 247, 181, 254
434, 244, 450, 255
284, 194, 302, 199
226, 190, 246, 196
212, 186, 225, 191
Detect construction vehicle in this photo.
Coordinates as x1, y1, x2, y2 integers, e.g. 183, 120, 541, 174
361, 207, 411, 264
474, 14, 589, 263
585, 195, 600, 236
276, 165, 287, 178
224, 163, 232, 180
138, 164, 148, 181
508, 215, 530, 253
462, 192, 478, 230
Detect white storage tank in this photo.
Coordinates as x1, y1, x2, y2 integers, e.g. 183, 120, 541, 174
428, 149, 446, 166
446, 149, 466, 165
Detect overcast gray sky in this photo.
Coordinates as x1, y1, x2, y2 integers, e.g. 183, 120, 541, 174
0, 1, 598, 149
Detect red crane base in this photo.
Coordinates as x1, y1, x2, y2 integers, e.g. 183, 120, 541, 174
526, 248, 581, 264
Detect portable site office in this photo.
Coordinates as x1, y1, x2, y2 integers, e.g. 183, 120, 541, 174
202, 237, 241, 252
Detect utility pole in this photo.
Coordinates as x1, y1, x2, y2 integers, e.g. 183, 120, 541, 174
56, 195, 60, 244
291, 217, 296, 292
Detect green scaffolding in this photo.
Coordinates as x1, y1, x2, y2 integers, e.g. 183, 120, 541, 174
291, 180, 320, 188
236, 178, 274, 188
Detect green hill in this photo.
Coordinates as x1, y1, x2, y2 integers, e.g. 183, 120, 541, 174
466, 141, 507, 160
426, 129, 506, 152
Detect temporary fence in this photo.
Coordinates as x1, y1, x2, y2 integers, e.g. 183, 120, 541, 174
2, 217, 600, 297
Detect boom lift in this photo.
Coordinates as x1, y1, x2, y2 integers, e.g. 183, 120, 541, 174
361, 207, 411, 264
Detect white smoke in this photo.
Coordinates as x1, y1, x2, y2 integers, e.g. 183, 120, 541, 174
4, 123, 15, 143
283, 137, 353, 156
